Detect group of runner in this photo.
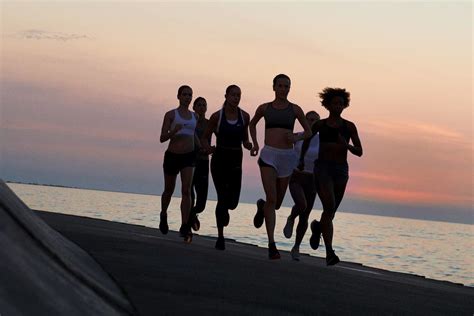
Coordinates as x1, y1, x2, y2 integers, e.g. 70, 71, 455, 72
158, 74, 363, 265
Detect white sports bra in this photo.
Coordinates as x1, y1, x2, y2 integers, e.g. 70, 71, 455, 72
294, 132, 320, 173
170, 109, 197, 136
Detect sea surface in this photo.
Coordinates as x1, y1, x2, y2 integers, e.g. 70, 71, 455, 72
9, 183, 473, 287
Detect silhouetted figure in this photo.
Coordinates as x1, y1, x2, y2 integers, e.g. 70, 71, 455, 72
189, 97, 210, 232
159, 85, 198, 243
249, 74, 312, 259
283, 111, 321, 261
300, 87, 363, 265
201, 85, 252, 250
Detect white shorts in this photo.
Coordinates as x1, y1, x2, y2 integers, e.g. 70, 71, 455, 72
258, 145, 298, 178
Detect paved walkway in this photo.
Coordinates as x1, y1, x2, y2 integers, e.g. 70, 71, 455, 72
40, 211, 474, 316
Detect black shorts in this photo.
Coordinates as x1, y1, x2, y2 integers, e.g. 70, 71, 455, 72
163, 151, 196, 175
314, 160, 349, 183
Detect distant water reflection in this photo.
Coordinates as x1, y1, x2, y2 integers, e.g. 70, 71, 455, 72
9, 183, 473, 287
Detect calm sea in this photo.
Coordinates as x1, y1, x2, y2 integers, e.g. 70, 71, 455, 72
9, 183, 473, 287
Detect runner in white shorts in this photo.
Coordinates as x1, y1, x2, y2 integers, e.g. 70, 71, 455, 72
249, 74, 312, 259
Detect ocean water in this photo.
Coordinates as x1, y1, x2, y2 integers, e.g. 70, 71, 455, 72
8, 183, 473, 287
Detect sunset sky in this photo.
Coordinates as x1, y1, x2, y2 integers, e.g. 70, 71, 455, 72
1, 1, 472, 223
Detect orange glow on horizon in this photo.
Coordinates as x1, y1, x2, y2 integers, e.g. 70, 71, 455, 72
349, 186, 473, 206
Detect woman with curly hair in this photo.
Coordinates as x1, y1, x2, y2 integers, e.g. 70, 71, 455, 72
300, 87, 363, 265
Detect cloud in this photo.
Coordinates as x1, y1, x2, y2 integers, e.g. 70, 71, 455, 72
349, 186, 473, 206
14, 29, 91, 41
350, 119, 472, 206
362, 119, 470, 146
350, 171, 412, 184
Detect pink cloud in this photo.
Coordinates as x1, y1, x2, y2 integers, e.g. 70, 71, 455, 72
362, 119, 470, 146
349, 186, 473, 206
350, 171, 413, 184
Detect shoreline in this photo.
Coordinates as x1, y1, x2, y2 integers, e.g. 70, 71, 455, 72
8, 179, 472, 286
8, 181, 473, 225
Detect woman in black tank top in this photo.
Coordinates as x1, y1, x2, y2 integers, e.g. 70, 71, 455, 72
300, 87, 363, 266
201, 85, 252, 250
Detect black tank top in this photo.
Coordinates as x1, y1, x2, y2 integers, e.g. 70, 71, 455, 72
264, 102, 296, 130
318, 119, 350, 143
216, 108, 246, 148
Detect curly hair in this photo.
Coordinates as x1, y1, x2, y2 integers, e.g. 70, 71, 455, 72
319, 87, 350, 109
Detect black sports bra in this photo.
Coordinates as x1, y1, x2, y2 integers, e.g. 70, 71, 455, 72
318, 119, 350, 143
264, 102, 296, 130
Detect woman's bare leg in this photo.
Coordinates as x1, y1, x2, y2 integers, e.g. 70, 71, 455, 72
161, 174, 177, 215
180, 167, 194, 225
260, 166, 278, 243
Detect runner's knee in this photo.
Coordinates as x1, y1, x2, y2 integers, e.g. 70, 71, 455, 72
181, 186, 191, 197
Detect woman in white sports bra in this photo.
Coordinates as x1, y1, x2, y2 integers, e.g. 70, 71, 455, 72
159, 85, 198, 243
249, 74, 312, 259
